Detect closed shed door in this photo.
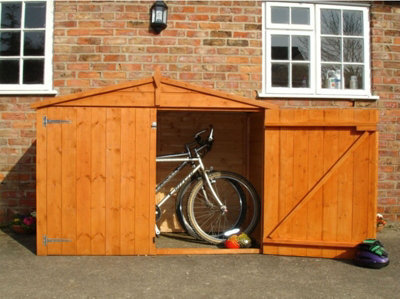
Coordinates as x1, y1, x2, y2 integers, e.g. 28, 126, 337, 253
36, 107, 156, 255
263, 109, 377, 258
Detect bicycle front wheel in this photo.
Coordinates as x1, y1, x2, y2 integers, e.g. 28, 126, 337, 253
176, 172, 246, 240
187, 171, 260, 244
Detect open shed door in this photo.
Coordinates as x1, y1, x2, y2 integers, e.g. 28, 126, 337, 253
36, 107, 156, 256
263, 109, 378, 258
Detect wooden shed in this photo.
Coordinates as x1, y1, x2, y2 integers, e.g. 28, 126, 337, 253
32, 72, 378, 257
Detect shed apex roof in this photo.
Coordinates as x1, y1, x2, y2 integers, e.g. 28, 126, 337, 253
31, 71, 277, 110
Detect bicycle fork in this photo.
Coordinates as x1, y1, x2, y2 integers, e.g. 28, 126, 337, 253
196, 155, 227, 214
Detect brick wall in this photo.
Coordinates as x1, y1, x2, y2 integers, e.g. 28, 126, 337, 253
53, 0, 263, 98
0, 0, 399, 224
370, 2, 400, 222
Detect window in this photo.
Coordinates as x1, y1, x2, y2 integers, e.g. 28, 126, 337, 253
262, 2, 374, 99
0, 0, 54, 94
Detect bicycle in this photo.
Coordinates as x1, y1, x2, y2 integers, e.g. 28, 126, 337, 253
155, 126, 260, 245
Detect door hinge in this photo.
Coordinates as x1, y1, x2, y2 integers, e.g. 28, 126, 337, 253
43, 235, 72, 246
151, 121, 157, 129
43, 115, 72, 127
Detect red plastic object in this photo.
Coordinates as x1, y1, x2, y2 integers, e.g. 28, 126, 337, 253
224, 239, 240, 249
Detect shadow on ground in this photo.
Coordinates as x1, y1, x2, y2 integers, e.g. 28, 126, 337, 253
0, 227, 36, 254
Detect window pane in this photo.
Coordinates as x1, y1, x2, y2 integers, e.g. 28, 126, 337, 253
24, 31, 45, 56
292, 36, 309, 61
321, 64, 341, 89
0, 60, 19, 83
1, 2, 21, 28
292, 64, 309, 88
271, 35, 289, 60
271, 7, 289, 24
25, 2, 46, 28
272, 63, 289, 87
343, 10, 363, 36
0, 32, 21, 56
23, 59, 44, 84
321, 9, 341, 35
344, 65, 363, 89
291, 7, 309, 25
321, 37, 341, 62
344, 38, 363, 62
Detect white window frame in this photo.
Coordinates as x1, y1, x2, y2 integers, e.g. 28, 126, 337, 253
266, 2, 314, 30
0, 0, 55, 95
261, 1, 378, 100
266, 30, 315, 95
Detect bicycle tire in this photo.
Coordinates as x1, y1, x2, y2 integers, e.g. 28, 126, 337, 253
175, 175, 202, 239
175, 172, 246, 240
187, 171, 260, 244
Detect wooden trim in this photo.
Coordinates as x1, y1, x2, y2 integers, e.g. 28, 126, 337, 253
156, 248, 261, 255
160, 77, 278, 110
149, 109, 157, 255
265, 122, 376, 131
157, 107, 262, 112
266, 131, 370, 238
356, 125, 377, 132
36, 109, 47, 256
153, 68, 161, 107
31, 78, 154, 109
263, 239, 358, 248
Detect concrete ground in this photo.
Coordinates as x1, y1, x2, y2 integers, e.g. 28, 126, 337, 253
0, 227, 399, 299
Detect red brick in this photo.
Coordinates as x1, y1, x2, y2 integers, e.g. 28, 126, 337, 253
67, 29, 113, 36
119, 64, 142, 71
78, 21, 101, 28
227, 56, 249, 64
146, 47, 169, 54
66, 79, 91, 87
169, 14, 186, 21
153, 38, 177, 46
174, 22, 198, 29
1, 113, 26, 120
196, 6, 219, 13
67, 63, 90, 70
55, 21, 76, 28
104, 55, 126, 62
199, 23, 220, 30
103, 72, 126, 79
216, 65, 238, 72
179, 73, 202, 81
78, 72, 101, 79
188, 15, 209, 21
172, 6, 195, 13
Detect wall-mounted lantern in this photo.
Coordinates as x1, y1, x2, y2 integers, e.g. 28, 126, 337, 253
150, 1, 168, 34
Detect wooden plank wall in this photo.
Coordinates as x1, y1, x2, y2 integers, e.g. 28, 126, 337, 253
263, 109, 378, 259
156, 111, 251, 233
37, 107, 156, 255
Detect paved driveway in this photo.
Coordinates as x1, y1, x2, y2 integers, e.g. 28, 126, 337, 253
0, 227, 399, 298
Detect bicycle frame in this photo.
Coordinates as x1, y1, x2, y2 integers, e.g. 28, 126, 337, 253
156, 154, 202, 208
155, 148, 224, 211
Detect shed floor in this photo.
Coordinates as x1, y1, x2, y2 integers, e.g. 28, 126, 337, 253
156, 233, 218, 249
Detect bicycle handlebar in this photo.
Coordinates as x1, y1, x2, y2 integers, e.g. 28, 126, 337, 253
185, 126, 214, 157
194, 126, 213, 146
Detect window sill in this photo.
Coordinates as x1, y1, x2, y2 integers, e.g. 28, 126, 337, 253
0, 89, 58, 96
257, 92, 379, 101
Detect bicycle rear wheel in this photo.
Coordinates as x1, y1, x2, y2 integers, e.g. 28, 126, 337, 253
187, 171, 260, 244
176, 172, 246, 240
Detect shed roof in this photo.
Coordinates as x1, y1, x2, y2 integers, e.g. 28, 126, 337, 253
32, 71, 277, 111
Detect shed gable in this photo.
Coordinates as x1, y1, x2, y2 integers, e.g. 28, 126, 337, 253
32, 72, 278, 111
